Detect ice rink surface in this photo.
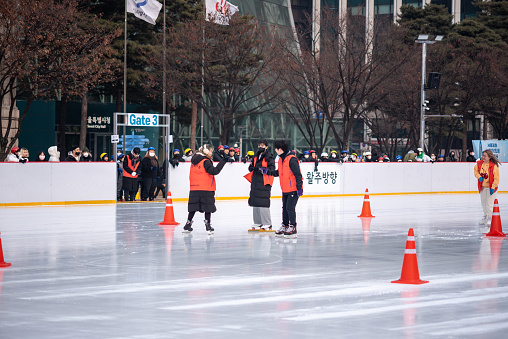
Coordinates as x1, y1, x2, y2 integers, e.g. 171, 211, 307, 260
1, 193, 508, 338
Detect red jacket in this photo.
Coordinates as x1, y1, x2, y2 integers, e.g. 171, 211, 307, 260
190, 158, 216, 191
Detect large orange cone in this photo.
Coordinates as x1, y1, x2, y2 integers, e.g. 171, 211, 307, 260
392, 228, 428, 284
159, 192, 180, 226
0, 233, 11, 267
485, 199, 506, 237
358, 189, 375, 217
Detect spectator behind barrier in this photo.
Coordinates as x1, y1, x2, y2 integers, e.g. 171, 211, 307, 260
48, 146, 60, 162
65, 146, 81, 162
19, 148, 29, 163
6, 147, 20, 162
35, 150, 47, 162
81, 147, 93, 162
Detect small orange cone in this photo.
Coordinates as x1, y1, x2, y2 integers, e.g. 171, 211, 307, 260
358, 189, 375, 217
159, 192, 180, 226
0, 233, 11, 268
484, 199, 506, 237
392, 228, 428, 284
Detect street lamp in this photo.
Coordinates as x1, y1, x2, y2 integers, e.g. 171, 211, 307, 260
415, 34, 444, 151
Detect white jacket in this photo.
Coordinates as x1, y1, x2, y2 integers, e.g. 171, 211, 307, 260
6, 153, 19, 162
48, 146, 60, 162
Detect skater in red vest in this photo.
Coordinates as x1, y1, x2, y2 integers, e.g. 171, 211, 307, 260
183, 144, 228, 234
474, 149, 500, 226
260, 140, 303, 238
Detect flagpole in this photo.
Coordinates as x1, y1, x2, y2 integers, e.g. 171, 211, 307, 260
163, 0, 170, 194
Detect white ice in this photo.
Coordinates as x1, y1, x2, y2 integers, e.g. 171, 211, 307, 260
0, 194, 507, 338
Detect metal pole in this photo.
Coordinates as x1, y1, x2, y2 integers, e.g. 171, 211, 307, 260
123, 3, 127, 155
420, 42, 427, 151
163, 0, 170, 194
200, 26, 205, 147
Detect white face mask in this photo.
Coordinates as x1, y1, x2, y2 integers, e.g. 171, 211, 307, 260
149, 152, 155, 157
83, 152, 89, 157
39, 155, 45, 160
331, 154, 336, 158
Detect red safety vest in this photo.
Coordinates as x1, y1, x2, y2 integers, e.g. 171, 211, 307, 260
244, 156, 274, 186
477, 160, 498, 193
279, 154, 299, 193
189, 158, 216, 191
123, 155, 140, 178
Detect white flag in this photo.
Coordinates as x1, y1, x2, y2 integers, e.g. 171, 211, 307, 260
126, 0, 162, 25
205, 0, 239, 25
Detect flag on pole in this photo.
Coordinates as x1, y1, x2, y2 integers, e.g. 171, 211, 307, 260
205, 0, 239, 25
126, 0, 163, 25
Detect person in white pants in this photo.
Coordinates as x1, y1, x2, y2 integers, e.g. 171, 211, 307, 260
474, 149, 500, 225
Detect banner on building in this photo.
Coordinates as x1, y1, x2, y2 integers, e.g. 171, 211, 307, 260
472, 140, 508, 162
205, 0, 239, 25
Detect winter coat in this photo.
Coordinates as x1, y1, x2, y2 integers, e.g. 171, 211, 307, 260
48, 146, 60, 162
213, 150, 226, 162
141, 156, 159, 179
188, 154, 227, 213
466, 155, 477, 162
6, 154, 19, 162
248, 151, 275, 208
65, 154, 79, 162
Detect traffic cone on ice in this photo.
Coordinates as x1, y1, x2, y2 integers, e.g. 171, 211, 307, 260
159, 191, 180, 226
484, 199, 506, 237
0, 233, 12, 268
392, 228, 428, 285
358, 189, 375, 217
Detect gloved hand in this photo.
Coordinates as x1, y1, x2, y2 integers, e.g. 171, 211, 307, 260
228, 157, 235, 163
490, 188, 495, 195
132, 171, 136, 176
479, 177, 484, 183
297, 189, 303, 197
259, 167, 268, 175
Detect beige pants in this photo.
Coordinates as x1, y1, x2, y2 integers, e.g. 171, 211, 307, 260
480, 187, 497, 220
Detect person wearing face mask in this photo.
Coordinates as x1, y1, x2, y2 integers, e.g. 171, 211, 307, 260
65, 146, 81, 162
48, 146, 60, 162
80, 147, 92, 162
466, 150, 476, 162
35, 150, 47, 162
260, 140, 303, 239
140, 147, 159, 201
363, 151, 373, 162
329, 150, 340, 163
245, 139, 275, 231
300, 151, 311, 162
123, 147, 141, 201
182, 144, 228, 235
213, 145, 226, 161
170, 149, 185, 168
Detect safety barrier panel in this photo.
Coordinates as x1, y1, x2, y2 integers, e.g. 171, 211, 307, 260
0, 162, 116, 206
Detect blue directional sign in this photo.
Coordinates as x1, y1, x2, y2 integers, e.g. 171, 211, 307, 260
117, 131, 151, 152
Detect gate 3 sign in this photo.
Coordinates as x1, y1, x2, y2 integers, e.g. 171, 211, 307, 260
128, 113, 161, 127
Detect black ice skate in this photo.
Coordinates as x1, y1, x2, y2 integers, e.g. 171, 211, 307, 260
275, 224, 288, 237
182, 220, 193, 233
205, 220, 214, 235
284, 224, 297, 238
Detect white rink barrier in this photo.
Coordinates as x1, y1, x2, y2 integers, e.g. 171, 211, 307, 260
169, 162, 507, 200
0, 162, 116, 206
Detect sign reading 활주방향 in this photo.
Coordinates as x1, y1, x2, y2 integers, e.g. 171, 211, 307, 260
128, 113, 161, 127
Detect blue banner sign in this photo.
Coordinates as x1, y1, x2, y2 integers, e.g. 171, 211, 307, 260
472, 140, 508, 162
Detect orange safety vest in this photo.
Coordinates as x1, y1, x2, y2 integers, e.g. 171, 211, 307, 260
189, 158, 216, 191
123, 155, 140, 178
477, 160, 498, 193
279, 154, 299, 193
244, 156, 274, 186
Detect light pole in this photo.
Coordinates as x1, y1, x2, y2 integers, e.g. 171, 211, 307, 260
415, 34, 443, 151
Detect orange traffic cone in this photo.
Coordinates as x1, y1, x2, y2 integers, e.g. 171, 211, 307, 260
485, 199, 506, 237
0, 233, 11, 268
358, 189, 375, 217
392, 228, 428, 284
159, 192, 180, 226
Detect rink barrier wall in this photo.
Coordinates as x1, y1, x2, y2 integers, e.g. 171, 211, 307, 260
0, 162, 117, 207
169, 162, 508, 202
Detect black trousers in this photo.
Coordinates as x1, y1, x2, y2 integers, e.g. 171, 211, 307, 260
142, 177, 157, 200
122, 177, 139, 201
282, 192, 299, 226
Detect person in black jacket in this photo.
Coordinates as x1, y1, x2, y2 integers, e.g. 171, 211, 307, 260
213, 145, 226, 161
65, 146, 81, 162
466, 150, 477, 162
182, 144, 228, 235
122, 147, 141, 201
169, 149, 185, 168
247, 140, 275, 231
140, 147, 159, 201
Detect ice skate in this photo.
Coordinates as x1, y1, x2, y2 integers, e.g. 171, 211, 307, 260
275, 224, 287, 237
182, 220, 193, 233
248, 224, 263, 232
259, 225, 275, 233
284, 224, 297, 239
205, 220, 214, 235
